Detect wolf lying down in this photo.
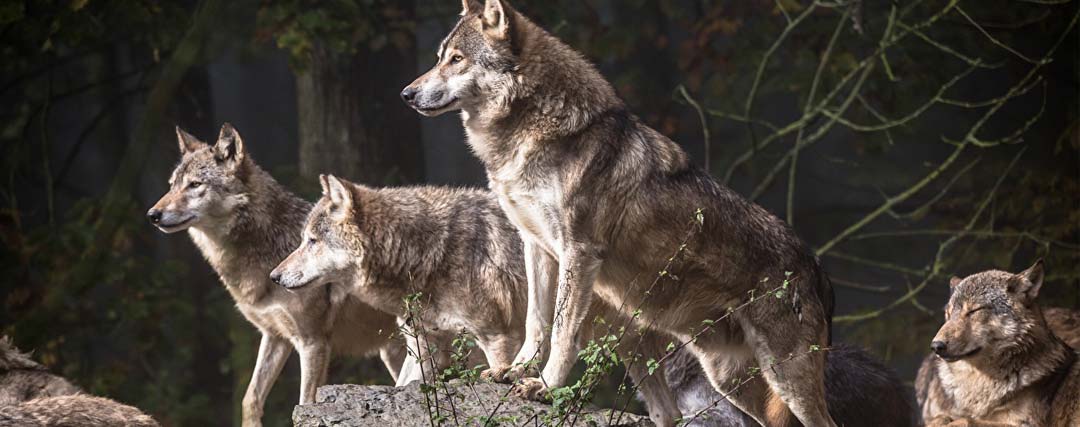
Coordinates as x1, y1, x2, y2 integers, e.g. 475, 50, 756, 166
0, 336, 158, 426
917, 261, 1080, 427
270, 173, 914, 426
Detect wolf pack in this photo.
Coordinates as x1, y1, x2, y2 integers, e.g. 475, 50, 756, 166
4, 1, 1074, 426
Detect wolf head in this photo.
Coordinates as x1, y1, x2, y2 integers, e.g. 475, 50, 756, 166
930, 260, 1047, 363
401, 0, 520, 116
147, 124, 249, 234
270, 175, 362, 290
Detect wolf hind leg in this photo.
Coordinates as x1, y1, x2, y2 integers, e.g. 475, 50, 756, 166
740, 313, 836, 427
689, 341, 771, 426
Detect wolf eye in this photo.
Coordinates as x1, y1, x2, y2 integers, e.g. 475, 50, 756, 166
188, 181, 202, 189
307, 237, 317, 245
965, 306, 987, 317
450, 54, 463, 64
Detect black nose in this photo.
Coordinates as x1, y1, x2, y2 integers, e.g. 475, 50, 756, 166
269, 271, 281, 285
147, 209, 162, 224
930, 341, 947, 355
401, 86, 418, 103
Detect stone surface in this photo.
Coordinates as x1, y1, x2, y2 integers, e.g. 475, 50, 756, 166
293, 381, 654, 426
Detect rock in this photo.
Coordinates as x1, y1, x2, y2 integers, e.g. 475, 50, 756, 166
293, 381, 655, 426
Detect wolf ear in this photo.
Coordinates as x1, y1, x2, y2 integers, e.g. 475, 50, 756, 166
176, 126, 205, 154
325, 175, 354, 215
462, 0, 481, 15
948, 276, 962, 289
1010, 259, 1045, 301
481, 0, 512, 40
319, 174, 331, 196
214, 123, 245, 166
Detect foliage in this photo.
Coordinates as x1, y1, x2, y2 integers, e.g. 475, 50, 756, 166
0, 0, 1076, 426
256, 0, 420, 70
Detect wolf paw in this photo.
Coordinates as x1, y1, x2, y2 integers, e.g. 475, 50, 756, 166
502, 363, 539, 382
510, 377, 550, 402
480, 366, 512, 383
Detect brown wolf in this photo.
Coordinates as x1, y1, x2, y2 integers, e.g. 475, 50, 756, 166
0, 336, 81, 406
0, 395, 159, 427
402, 1, 835, 425
147, 124, 409, 426
270, 175, 684, 425
0, 338, 159, 426
915, 260, 1080, 426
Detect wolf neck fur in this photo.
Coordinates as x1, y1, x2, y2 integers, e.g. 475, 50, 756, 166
349, 189, 446, 295
463, 12, 622, 169
188, 161, 310, 303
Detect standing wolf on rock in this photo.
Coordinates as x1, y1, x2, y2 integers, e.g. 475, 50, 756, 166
147, 124, 409, 427
916, 260, 1080, 427
269, 175, 685, 426
402, 1, 836, 425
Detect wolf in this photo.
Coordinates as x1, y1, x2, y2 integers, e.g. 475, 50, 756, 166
269, 175, 684, 425
915, 260, 1080, 426
0, 337, 159, 426
147, 124, 412, 427
402, 1, 836, 425
0, 336, 81, 406
0, 395, 159, 427
662, 344, 916, 427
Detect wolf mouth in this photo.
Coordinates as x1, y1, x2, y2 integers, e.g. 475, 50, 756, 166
939, 347, 981, 362
416, 97, 458, 113
157, 216, 195, 232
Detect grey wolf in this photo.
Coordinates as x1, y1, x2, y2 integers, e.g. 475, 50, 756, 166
270, 175, 683, 425
403, 1, 835, 425
147, 124, 409, 426
0, 395, 159, 427
915, 260, 1080, 426
662, 344, 915, 427
0, 337, 158, 426
0, 336, 81, 406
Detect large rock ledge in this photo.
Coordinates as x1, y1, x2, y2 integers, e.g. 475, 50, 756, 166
293, 381, 654, 426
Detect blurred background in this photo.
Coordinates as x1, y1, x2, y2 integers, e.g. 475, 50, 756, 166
1, 0, 1077, 425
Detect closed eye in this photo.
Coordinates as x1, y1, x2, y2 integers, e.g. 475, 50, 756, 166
965, 306, 988, 317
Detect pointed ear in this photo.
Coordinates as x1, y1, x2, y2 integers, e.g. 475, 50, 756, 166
214, 123, 245, 166
325, 175, 354, 215
1010, 259, 1045, 301
176, 126, 205, 154
949, 276, 962, 289
462, 0, 481, 15
319, 174, 331, 196
482, 0, 511, 40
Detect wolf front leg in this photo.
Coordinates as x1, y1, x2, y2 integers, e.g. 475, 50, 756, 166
483, 239, 557, 383
242, 333, 292, 427
297, 340, 332, 404
513, 244, 600, 401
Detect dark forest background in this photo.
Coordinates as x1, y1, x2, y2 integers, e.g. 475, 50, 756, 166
1, 0, 1077, 425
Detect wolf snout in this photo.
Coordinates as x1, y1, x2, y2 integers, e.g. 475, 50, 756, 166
146, 209, 162, 225
401, 86, 418, 104
269, 270, 283, 285
930, 341, 948, 356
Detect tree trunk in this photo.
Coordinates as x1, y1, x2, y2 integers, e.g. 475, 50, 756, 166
295, 14, 423, 186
